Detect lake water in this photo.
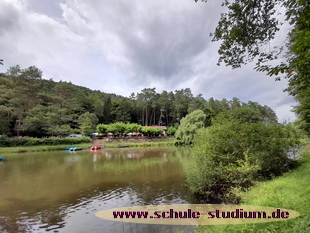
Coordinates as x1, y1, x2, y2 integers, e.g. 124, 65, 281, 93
0, 147, 199, 233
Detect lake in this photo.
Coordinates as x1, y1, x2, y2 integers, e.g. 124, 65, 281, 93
0, 147, 199, 233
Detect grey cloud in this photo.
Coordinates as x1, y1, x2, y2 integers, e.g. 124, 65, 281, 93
0, 1, 23, 36
26, 0, 63, 18
62, 0, 223, 85
0, 0, 297, 121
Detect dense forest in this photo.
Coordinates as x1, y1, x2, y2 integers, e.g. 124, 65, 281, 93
0, 65, 277, 137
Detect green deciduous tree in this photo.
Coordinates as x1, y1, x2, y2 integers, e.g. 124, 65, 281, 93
175, 110, 206, 145
97, 124, 109, 135
107, 122, 127, 136
141, 127, 163, 136
125, 123, 142, 134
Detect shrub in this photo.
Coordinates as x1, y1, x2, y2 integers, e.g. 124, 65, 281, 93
167, 126, 177, 136
186, 121, 300, 202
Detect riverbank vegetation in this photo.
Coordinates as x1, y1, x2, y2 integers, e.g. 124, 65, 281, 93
0, 143, 93, 154
197, 149, 310, 233
0, 136, 91, 147
0, 138, 175, 154
186, 120, 300, 203
181, 105, 301, 202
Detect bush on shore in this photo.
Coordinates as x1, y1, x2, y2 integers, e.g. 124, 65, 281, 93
0, 136, 91, 147
186, 121, 300, 203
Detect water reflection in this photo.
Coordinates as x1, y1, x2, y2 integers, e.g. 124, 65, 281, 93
0, 147, 197, 232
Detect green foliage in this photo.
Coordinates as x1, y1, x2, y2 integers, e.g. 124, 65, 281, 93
230, 106, 263, 123
211, 0, 280, 68
294, 86, 310, 136
97, 124, 109, 134
48, 124, 75, 137
78, 112, 99, 135
175, 110, 206, 145
212, 106, 264, 125
0, 136, 91, 147
197, 151, 310, 233
167, 126, 177, 136
141, 127, 163, 136
111, 99, 132, 122
107, 122, 127, 136
125, 123, 142, 134
186, 121, 300, 202
97, 122, 142, 135
0, 65, 280, 138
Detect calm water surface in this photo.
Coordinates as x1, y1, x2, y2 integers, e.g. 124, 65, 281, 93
0, 147, 199, 233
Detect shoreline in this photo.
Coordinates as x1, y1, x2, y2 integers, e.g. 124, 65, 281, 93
0, 139, 175, 154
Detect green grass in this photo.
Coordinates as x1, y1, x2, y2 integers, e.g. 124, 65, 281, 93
0, 139, 175, 154
106, 141, 175, 147
197, 150, 310, 232
0, 143, 93, 154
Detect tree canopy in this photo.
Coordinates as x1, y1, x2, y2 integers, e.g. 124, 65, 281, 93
175, 110, 207, 145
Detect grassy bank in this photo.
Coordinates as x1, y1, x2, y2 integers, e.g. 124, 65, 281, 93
197, 147, 310, 233
106, 141, 175, 148
0, 143, 93, 154
0, 138, 175, 154
0, 136, 91, 147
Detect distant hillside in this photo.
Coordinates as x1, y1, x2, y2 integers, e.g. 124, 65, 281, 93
0, 65, 277, 137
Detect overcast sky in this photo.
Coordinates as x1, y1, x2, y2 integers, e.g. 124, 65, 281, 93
0, 0, 297, 122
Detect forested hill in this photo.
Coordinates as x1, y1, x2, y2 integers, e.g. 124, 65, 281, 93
0, 65, 277, 137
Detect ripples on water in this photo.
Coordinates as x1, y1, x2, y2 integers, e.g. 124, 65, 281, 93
0, 147, 197, 233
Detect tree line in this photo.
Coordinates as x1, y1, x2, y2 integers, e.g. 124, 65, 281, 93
0, 65, 277, 137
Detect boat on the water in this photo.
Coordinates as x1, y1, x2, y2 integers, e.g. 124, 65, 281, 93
68, 147, 82, 151
0, 156, 4, 161
65, 146, 76, 150
115, 145, 129, 148
91, 146, 101, 150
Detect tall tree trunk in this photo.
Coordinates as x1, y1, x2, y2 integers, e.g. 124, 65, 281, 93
149, 109, 153, 126
145, 106, 148, 126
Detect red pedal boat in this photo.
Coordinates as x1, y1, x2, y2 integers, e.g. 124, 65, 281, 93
91, 146, 101, 150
